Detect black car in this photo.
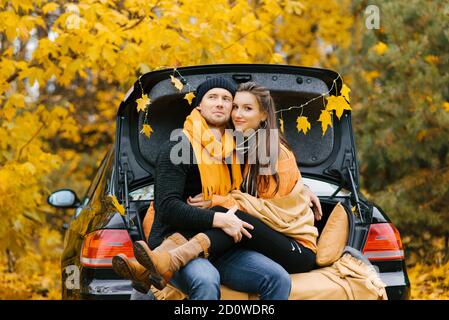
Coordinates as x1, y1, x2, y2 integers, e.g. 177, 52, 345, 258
48, 64, 410, 300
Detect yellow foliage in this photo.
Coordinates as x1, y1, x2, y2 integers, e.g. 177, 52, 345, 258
340, 84, 351, 103
373, 42, 388, 55
318, 109, 333, 135
408, 261, 449, 300
184, 92, 196, 105
362, 70, 380, 84
276, 0, 353, 67
0, 226, 62, 300
443, 102, 449, 112
136, 94, 151, 112
296, 116, 311, 135
326, 95, 352, 119
42, 2, 59, 15
140, 124, 154, 139
0, 0, 353, 299
424, 55, 439, 65
170, 75, 184, 91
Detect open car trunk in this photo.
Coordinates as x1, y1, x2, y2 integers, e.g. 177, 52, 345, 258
112, 65, 384, 299
115, 64, 360, 203
117, 64, 364, 245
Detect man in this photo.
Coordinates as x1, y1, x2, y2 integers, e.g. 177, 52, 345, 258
114, 77, 291, 300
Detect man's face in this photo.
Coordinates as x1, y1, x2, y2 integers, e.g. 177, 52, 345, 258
197, 88, 233, 128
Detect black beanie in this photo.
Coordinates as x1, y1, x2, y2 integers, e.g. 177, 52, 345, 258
192, 77, 237, 107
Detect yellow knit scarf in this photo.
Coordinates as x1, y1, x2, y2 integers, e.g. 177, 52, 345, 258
183, 109, 243, 200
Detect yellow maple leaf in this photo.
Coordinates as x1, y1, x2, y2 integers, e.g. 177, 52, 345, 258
140, 124, 153, 138
443, 102, 449, 112
279, 118, 284, 134
271, 53, 284, 64
184, 92, 196, 105
318, 109, 333, 136
296, 116, 310, 135
340, 84, 351, 103
170, 75, 184, 91
136, 94, 150, 112
363, 70, 380, 84
424, 55, 439, 65
3, 106, 16, 121
66, 13, 83, 30
416, 130, 427, 142
373, 42, 388, 55
108, 194, 125, 216
325, 95, 351, 119
42, 2, 59, 14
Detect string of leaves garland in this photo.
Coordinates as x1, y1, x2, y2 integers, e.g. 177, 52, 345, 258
134, 67, 352, 138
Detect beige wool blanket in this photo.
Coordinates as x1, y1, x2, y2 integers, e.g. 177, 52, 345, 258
229, 178, 319, 252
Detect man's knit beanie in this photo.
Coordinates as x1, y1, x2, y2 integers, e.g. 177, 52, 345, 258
192, 77, 237, 107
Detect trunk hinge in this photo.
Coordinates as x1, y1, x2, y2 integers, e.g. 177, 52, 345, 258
343, 149, 363, 223
119, 156, 131, 228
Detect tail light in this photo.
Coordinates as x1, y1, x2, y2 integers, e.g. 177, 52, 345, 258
362, 223, 404, 261
81, 229, 134, 267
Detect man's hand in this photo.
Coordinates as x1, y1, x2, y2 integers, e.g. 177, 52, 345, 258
304, 186, 323, 221
187, 193, 211, 209
212, 206, 253, 242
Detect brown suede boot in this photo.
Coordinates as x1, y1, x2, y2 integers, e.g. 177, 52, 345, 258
133, 233, 211, 290
112, 233, 188, 293
112, 254, 152, 293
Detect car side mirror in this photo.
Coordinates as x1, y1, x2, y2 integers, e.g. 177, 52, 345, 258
48, 189, 81, 208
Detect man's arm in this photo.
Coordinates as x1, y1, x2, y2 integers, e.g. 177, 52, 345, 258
154, 140, 253, 241
154, 141, 216, 230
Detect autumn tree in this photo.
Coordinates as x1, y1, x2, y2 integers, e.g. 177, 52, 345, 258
341, 0, 449, 263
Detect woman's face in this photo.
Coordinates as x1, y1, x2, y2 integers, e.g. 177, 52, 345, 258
231, 91, 267, 134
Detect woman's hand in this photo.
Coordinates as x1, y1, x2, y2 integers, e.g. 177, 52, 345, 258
304, 186, 323, 221
187, 193, 212, 209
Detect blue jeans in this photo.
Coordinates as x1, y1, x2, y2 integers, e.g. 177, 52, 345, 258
169, 248, 291, 300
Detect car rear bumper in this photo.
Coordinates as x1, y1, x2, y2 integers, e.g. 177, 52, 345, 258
379, 271, 411, 300
75, 274, 410, 300
79, 279, 134, 300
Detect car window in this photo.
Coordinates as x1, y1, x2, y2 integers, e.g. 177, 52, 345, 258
84, 148, 112, 200
129, 184, 154, 201
302, 177, 350, 197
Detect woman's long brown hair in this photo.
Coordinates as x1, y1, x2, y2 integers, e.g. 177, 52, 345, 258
236, 82, 291, 197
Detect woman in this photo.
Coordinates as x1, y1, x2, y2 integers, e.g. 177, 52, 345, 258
132, 82, 323, 290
